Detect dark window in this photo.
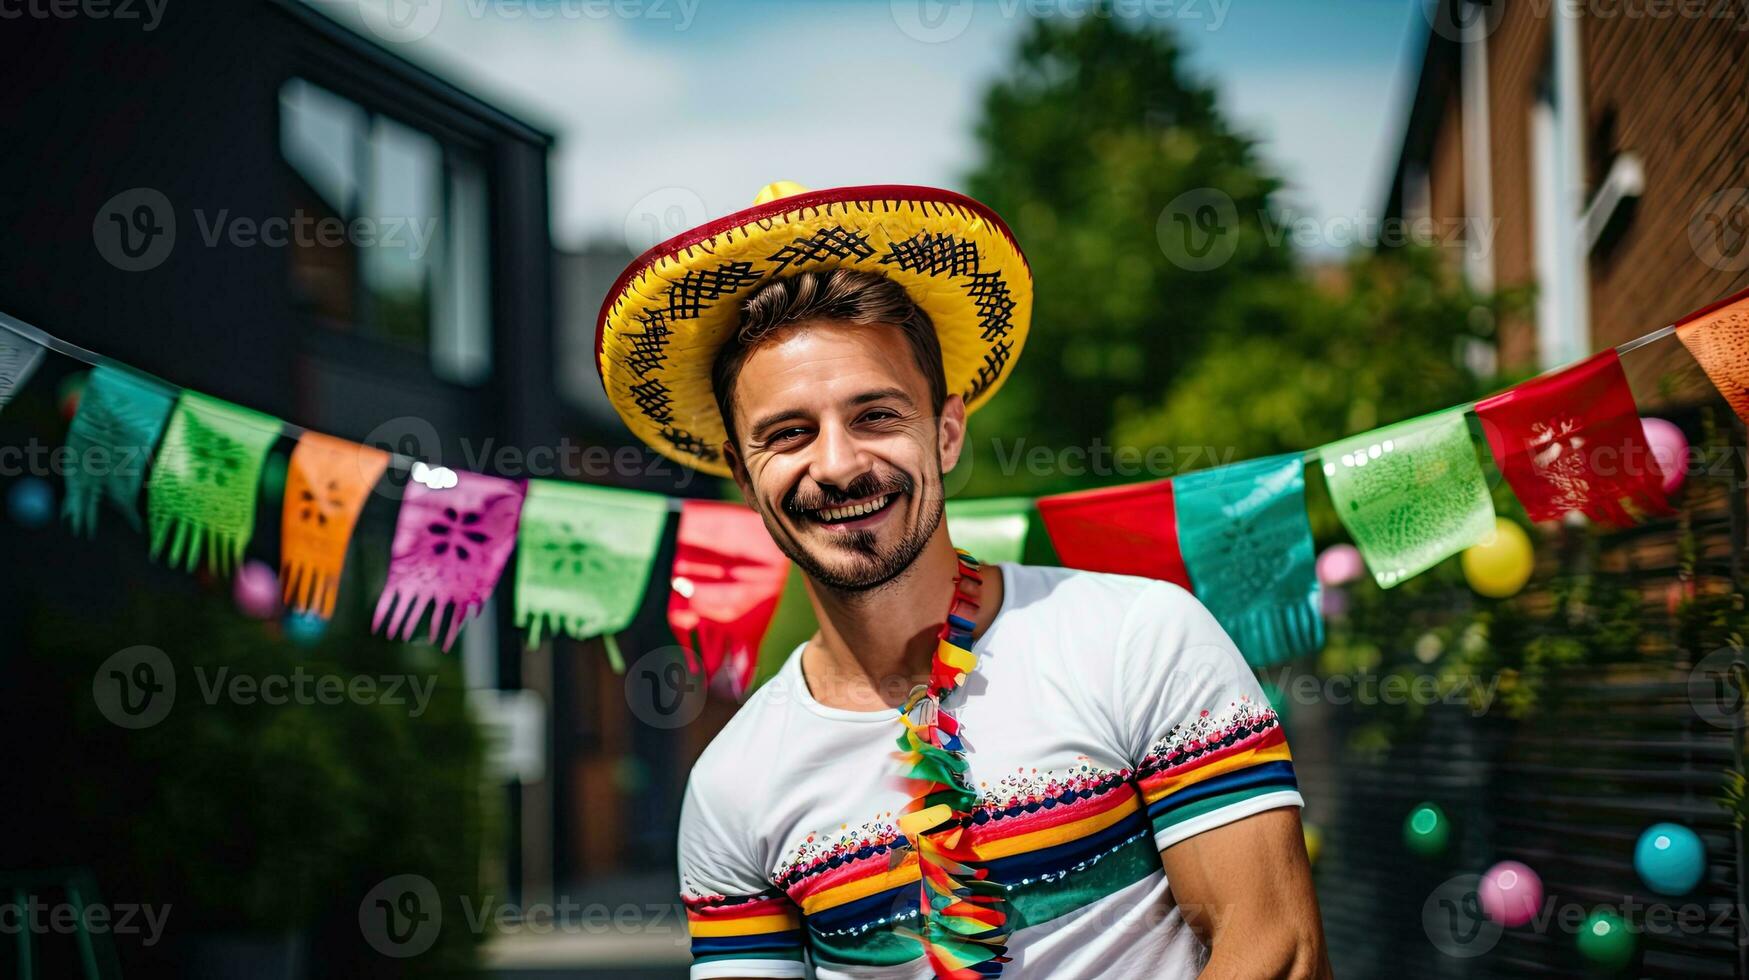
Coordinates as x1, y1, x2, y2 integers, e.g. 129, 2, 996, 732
279, 77, 492, 384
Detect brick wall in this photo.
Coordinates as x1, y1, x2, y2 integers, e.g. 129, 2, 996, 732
1475, 7, 1749, 394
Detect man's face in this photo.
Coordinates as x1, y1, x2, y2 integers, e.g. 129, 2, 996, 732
724, 320, 964, 593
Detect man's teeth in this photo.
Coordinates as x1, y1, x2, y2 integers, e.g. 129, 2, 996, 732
816, 494, 893, 522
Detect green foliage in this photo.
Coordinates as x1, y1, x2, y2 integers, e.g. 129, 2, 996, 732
1115, 248, 1521, 470
13, 580, 486, 972
961, 12, 1292, 493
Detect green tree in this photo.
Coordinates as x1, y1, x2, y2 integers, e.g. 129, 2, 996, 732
961, 10, 1295, 495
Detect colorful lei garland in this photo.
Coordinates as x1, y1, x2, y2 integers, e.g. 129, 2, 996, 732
893, 548, 1010, 978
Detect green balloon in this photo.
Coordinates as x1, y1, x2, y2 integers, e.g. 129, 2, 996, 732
1403, 802, 1449, 857
1576, 908, 1635, 970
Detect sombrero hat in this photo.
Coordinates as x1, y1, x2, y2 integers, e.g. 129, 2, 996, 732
595, 181, 1033, 477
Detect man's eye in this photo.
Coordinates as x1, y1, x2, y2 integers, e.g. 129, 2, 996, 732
770, 427, 809, 443
861, 410, 896, 423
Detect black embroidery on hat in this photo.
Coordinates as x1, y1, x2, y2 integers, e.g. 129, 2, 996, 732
880, 231, 980, 279
624, 312, 673, 378
629, 378, 674, 424
766, 226, 874, 274
661, 426, 719, 462
964, 271, 1015, 342
964, 340, 1013, 403
667, 262, 765, 320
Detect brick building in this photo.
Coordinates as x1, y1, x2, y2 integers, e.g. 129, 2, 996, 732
1383, 0, 1749, 391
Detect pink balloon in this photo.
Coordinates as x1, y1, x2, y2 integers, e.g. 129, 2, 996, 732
1316, 544, 1365, 587
234, 560, 282, 620
1478, 860, 1543, 927
1640, 417, 1688, 496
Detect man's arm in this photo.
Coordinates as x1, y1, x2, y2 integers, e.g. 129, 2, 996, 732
1160, 806, 1331, 979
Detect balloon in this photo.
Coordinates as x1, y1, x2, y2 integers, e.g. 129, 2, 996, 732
284, 611, 328, 647
1302, 823, 1322, 866
1404, 802, 1449, 857
1316, 544, 1364, 587
233, 560, 281, 619
1461, 518, 1534, 598
1640, 417, 1688, 496
6, 477, 54, 528
1634, 823, 1706, 896
1576, 908, 1635, 969
1320, 586, 1349, 619
1478, 860, 1542, 927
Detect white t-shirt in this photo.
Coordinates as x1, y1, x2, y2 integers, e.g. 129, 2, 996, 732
678, 564, 1302, 979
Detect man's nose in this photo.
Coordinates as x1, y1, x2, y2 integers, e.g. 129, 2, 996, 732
808, 420, 873, 491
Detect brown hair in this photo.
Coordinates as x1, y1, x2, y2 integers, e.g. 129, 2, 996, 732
711, 268, 947, 445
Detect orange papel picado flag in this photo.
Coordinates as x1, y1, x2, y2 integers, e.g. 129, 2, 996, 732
1676, 287, 1749, 427
281, 432, 390, 618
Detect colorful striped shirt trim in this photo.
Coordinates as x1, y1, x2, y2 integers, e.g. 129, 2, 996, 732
684, 891, 804, 964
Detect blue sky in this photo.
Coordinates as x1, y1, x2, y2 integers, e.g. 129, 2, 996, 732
325, 0, 1427, 252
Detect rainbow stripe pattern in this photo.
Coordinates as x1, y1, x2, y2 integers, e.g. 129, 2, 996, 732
683, 700, 1297, 974
683, 890, 806, 970
1136, 700, 1298, 841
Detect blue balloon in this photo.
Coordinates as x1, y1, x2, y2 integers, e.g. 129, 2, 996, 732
7, 477, 54, 528
1635, 822, 1706, 896
284, 612, 328, 647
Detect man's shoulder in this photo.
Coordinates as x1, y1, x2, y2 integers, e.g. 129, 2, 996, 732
684, 652, 803, 807
999, 562, 1197, 623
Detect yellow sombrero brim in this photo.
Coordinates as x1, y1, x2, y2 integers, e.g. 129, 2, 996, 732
595, 184, 1033, 477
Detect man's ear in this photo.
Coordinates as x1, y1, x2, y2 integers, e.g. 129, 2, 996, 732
937, 394, 968, 472
723, 439, 754, 502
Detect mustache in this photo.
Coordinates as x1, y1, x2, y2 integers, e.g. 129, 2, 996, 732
783, 471, 915, 515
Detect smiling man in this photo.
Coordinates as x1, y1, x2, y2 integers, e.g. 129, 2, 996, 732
595, 183, 1328, 979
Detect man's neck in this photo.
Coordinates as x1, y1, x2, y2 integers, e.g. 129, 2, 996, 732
799, 531, 1005, 712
